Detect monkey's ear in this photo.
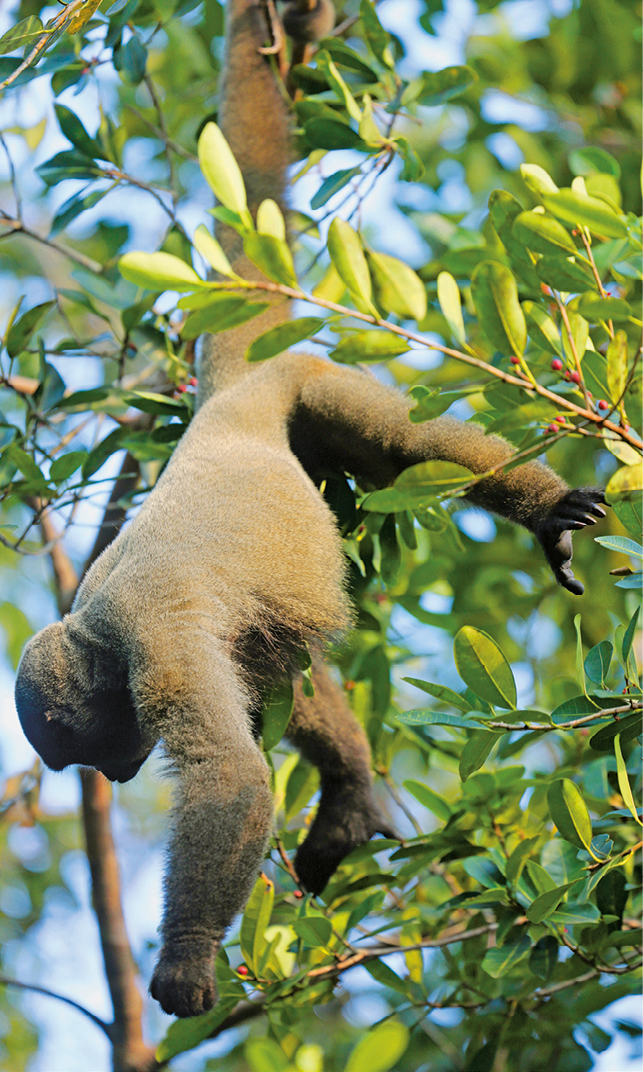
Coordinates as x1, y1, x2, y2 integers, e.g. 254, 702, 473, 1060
534, 487, 607, 594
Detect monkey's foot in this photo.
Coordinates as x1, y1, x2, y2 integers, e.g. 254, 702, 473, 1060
295, 785, 397, 896
534, 487, 607, 595
150, 938, 219, 1018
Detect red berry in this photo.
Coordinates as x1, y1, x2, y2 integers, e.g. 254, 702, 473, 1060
189, 377, 198, 386
547, 423, 558, 433
569, 370, 580, 384
541, 284, 552, 296
344, 680, 356, 691
293, 890, 304, 899
551, 358, 563, 371
555, 416, 565, 424
237, 965, 249, 976
510, 356, 521, 365
176, 384, 188, 393
564, 370, 571, 380
597, 399, 609, 411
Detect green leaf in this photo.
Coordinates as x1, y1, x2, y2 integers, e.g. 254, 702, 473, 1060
239, 874, 274, 974
303, 117, 368, 152
311, 167, 362, 210
454, 626, 517, 710
50, 189, 107, 237
535, 254, 597, 293
522, 301, 563, 356
119, 251, 205, 292
584, 641, 613, 686
49, 451, 87, 483
505, 838, 539, 885
243, 232, 297, 288
528, 935, 559, 981
345, 1020, 410, 1072
0, 17, 43, 56
6, 301, 55, 359
542, 190, 628, 239
361, 460, 471, 512
622, 606, 640, 665
192, 225, 234, 277
154, 997, 240, 1062
124, 391, 186, 417
569, 147, 621, 179
576, 294, 632, 322
459, 730, 498, 781
550, 901, 601, 925
183, 297, 269, 339
409, 65, 477, 106
396, 709, 478, 730
402, 678, 473, 712
606, 329, 629, 405
547, 779, 593, 852
245, 1037, 290, 1072
368, 251, 427, 321
262, 678, 294, 751
246, 318, 324, 362
82, 427, 126, 478
481, 934, 531, 978
316, 50, 362, 121
594, 535, 643, 558
403, 779, 452, 821
291, 915, 332, 947
471, 261, 527, 356
4, 446, 48, 492
363, 959, 409, 995
114, 34, 147, 85
436, 272, 466, 345
54, 104, 102, 159
526, 880, 583, 923
590, 711, 643, 752
327, 219, 375, 312
359, 0, 394, 69
330, 330, 410, 364
614, 735, 642, 825
513, 211, 577, 256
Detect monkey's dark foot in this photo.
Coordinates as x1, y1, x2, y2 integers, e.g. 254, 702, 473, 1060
534, 487, 607, 595
150, 939, 219, 1018
294, 785, 397, 896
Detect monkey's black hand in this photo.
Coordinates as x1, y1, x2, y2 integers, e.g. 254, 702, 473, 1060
534, 487, 607, 595
150, 940, 218, 1018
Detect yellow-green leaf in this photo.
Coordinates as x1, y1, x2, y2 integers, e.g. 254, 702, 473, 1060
256, 199, 286, 240
198, 122, 250, 222
547, 778, 593, 852
454, 626, 517, 710
513, 210, 577, 256
193, 225, 234, 277
345, 1021, 410, 1072
614, 734, 642, 825
606, 329, 628, 404
330, 330, 410, 363
437, 271, 466, 345
246, 317, 324, 362
542, 189, 628, 239
239, 875, 274, 974
368, 250, 427, 321
459, 730, 499, 782
522, 300, 562, 356
520, 163, 559, 197
243, 232, 297, 288
119, 251, 205, 291
327, 218, 375, 313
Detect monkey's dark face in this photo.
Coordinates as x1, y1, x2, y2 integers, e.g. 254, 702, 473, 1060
15, 623, 150, 783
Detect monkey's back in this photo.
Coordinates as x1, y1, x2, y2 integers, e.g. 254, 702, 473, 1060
77, 375, 350, 655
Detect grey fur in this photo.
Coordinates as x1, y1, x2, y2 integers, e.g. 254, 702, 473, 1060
14, 0, 606, 1019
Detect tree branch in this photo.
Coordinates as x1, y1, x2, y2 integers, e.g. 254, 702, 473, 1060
0, 976, 111, 1035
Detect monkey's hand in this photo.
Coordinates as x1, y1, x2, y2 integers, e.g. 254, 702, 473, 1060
533, 487, 607, 595
150, 938, 219, 1018
282, 0, 336, 43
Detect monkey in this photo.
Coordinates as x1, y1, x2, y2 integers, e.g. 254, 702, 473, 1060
14, 0, 607, 1020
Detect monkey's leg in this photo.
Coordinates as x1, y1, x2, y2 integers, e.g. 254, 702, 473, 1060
136, 650, 273, 1018
285, 662, 394, 895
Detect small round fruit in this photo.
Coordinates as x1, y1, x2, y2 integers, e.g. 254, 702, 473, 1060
569, 370, 580, 384
551, 358, 563, 371
597, 399, 609, 411
237, 965, 249, 976
510, 356, 521, 365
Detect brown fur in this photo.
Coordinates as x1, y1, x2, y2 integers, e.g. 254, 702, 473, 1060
14, 0, 606, 1019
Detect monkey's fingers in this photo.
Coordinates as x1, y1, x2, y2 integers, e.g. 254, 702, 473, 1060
535, 486, 607, 595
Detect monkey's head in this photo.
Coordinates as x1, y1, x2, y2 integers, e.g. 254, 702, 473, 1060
15, 621, 150, 783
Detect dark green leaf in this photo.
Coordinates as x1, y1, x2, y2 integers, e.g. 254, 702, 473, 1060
246, 318, 324, 362
584, 641, 613, 686
547, 779, 593, 852
526, 880, 583, 923
311, 167, 362, 209
459, 730, 498, 782
528, 935, 559, 981
82, 427, 127, 478
6, 301, 55, 358
54, 105, 102, 158
403, 779, 452, 821
262, 678, 294, 751
481, 934, 530, 977
402, 678, 473, 712
291, 916, 332, 947
590, 711, 642, 751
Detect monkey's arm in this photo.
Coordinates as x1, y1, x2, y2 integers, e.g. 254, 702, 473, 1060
289, 362, 606, 594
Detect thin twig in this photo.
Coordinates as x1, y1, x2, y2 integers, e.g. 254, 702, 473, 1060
0, 976, 111, 1035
